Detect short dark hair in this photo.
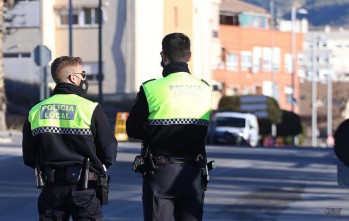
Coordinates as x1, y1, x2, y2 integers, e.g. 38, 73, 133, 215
162, 33, 191, 62
51, 56, 83, 83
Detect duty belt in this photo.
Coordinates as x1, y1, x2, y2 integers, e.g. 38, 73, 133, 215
46, 167, 98, 184
153, 156, 196, 165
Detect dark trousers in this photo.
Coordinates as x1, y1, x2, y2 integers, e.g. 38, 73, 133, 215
38, 185, 102, 221
142, 163, 204, 221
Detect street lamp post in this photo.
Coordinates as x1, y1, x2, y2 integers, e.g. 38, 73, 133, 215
98, 0, 103, 104
291, 6, 296, 113
327, 55, 332, 137
69, 0, 73, 56
291, 6, 307, 113
290, 6, 307, 145
311, 33, 317, 147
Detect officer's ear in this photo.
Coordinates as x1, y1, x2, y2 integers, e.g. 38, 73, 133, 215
162, 52, 168, 63
186, 52, 192, 62
68, 74, 79, 86
68, 74, 74, 83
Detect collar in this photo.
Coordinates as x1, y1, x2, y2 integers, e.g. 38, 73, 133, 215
162, 62, 190, 77
53, 83, 84, 96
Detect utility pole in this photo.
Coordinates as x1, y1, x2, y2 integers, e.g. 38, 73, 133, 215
270, 0, 276, 98
327, 54, 332, 137
311, 34, 318, 147
98, 0, 103, 104
291, 6, 296, 113
291, 6, 308, 113
270, 0, 277, 142
69, 0, 73, 56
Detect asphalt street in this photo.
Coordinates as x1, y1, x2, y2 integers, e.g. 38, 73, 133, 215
0, 131, 348, 221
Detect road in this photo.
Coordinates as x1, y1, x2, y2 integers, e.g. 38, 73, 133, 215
0, 131, 348, 221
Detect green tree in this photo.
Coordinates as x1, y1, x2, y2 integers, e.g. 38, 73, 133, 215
217, 95, 241, 112
276, 110, 302, 136
218, 95, 282, 124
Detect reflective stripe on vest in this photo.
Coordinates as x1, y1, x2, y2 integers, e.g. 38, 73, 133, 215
142, 72, 212, 125
28, 94, 98, 136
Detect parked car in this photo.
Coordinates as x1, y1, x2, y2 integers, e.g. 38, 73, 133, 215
209, 112, 259, 147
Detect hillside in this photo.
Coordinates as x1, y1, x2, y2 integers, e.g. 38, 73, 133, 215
242, 0, 349, 28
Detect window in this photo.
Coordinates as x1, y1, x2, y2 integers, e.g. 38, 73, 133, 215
58, 7, 100, 26
216, 117, 246, 128
3, 52, 30, 58
226, 52, 238, 70
239, 13, 269, 29
242, 88, 252, 95
83, 8, 100, 25
252, 47, 261, 73
272, 48, 280, 71
263, 47, 271, 71
58, 9, 79, 25
285, 86, 293, 104
255, 85, 262, 95
83, 62, 99, 81
298, 53, 305, 66
241, 51, 252, 71
212, 30, 218, 38
317, 55, 330, 65
284, 53, 292, 73
318, 69, 329, 82
220, 12, 239, 25
232, 87, 238, 95
262, 81, 273, 97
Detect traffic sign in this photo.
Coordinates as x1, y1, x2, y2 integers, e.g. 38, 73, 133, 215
33, 45, 51, 66
240, 95, 269, 118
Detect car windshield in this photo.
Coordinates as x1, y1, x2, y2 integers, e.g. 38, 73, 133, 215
215, 117, 246, 128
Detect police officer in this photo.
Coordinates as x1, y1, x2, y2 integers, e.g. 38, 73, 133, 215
334, 119, 349, 166
22, 56, 118, 221
126, 33, 212, 221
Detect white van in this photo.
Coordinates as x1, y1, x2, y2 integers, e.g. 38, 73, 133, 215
212, 112, 259, 147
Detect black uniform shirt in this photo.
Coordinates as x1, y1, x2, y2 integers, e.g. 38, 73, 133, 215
126, 62, 209, 158
22, 83, 118, 172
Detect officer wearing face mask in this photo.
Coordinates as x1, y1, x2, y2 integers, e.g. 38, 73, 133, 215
127, 33, 212, 221
22, 56, 118, 220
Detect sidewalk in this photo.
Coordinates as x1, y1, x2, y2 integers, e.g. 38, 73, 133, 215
0, 130, 22, 144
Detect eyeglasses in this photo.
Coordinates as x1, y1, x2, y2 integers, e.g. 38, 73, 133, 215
71, 71, 86, 80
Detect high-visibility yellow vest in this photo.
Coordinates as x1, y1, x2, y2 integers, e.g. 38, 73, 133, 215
28, 94, 98, 136
142, 72, 212, 125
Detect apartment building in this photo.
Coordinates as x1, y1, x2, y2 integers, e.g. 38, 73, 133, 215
300, 28, 349, 83
212, 0, 304, 113
3, 0, 221, 97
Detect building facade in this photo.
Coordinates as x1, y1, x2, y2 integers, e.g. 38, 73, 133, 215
212, 0, 304, 113
300, 28, 349, 83
4, 0, 221, 97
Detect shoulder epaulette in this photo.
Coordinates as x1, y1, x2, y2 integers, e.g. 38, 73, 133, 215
142, 79, 156, 85
201, 79, 210, 86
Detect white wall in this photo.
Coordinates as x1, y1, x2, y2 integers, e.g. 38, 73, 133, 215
42, 0, 55, 64
192, 0, 212, 82
134, 0, 164, 90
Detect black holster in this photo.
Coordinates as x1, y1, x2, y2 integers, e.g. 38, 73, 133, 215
196, 154, 216, 191
35, 164, 46, 189
132, 147, 157, 176
96, 174, 110, 205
